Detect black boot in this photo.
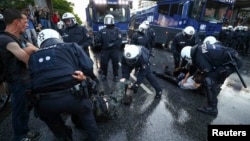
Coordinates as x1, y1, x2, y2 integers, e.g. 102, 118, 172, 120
154, 90, 162, 99
197, 106, 218, 116
198, 78, 219, 116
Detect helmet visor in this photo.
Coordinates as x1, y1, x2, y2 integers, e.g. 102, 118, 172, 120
184, 32, 193, 39
183, 56, 192, 64
125, 57, 139, 65
104, 17, 114, 25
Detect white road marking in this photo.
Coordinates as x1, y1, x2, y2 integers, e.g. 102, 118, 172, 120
119, 62, 154, 94
130, 73, 154, 95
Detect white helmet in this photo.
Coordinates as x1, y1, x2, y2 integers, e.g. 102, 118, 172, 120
0, 14, 3, 20
181, 46, 192, 63
222, 26, 227, 30
138, 23, 147, 33
227, 25, 233, 31
238, 26, 244, 31
142, 20, 149, 29
62, 12, 76, 27
104, 14, 115, 25
57, 20, 64, 29
37, 29, 62, 48
123, 44, 141, 65
183, 26, 195, 39
243, 26, 248, 31
203, 36, 217, 45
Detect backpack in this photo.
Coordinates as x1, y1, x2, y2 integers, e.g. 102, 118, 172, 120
71, 81, 133, 126
0, 32, 24, 83
91, 81, 133, 122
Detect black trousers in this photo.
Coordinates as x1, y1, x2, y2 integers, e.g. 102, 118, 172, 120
35, 90, 99, 141
100, 49, 120, 77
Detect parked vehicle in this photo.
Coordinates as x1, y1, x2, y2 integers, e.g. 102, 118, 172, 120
129, 0, 235, 49
86, 0, 132, 48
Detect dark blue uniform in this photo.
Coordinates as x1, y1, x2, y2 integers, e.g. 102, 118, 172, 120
131, 30, 151, 51
223, 29, 234, 47
232, 28, 245, 51
28, 42, 99, 141
61, 23, 99, 82
191, 43, 242, 115
121, 46, 162, 97
171, 32, 196, 69
147, 27, 156, 49
96, 25, 122, 80
61, 24, 92, 56
243, 29, 250, 55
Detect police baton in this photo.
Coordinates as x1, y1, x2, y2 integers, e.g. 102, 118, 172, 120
224, 52, 247, 88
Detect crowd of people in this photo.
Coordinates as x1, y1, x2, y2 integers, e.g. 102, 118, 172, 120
219, 25, 250, 56
0, 5, 248, 141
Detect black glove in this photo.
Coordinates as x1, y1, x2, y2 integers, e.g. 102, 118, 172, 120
130, 83, 139, 94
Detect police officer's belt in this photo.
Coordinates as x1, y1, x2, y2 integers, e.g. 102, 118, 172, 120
35, 87, 76, 100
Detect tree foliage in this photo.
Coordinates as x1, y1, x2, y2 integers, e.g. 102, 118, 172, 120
53, 0, 82, 24
0, 0, 34, 10
0, 0, 82, 24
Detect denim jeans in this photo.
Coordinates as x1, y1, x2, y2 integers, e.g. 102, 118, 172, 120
9, 82, 30, 141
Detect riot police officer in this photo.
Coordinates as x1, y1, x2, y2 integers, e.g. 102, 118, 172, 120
232, 26, 245, 51
96, 14, 122, 82
143, 20, 156, 49
181, 36, 243, 116
223, 25, 234, 47
61, 12, 92, 56
120, 44, 162, 99
131, 23, 151, 51
171, 26, 197, 70
29, 29, 99, 141
218, 26, 227, 45
61, 12, 99, 83
243, 26, 250, 56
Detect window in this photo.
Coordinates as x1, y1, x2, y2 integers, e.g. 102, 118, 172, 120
190, 0, 205, 20
158, 4, 169, 16
95, 5, 129, 22
169, 3, 180, 16
202, 1, 229, 23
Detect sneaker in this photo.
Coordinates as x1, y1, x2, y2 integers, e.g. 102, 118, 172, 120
154, 90, 162, 99
21, 131, 40, 141
197, 106, 218, 116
